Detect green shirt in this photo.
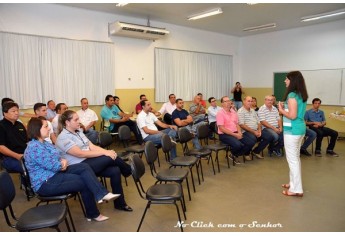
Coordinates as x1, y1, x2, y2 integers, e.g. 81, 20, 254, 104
282, 92, 306, 135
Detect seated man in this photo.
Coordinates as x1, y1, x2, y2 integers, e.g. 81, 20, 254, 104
300, 128, 317, 156
189, 95, 206, 124
51, 103, 68, 135
216, 96, 256, 164
1, 98, 36, 121
46, 100, 57, 122
158, 93, 177, 125
304, 98, 338, 157
135, 94, 159, 115
258, 95, 284, 157
197, 93, 207, 108
238, 96, 274, 160
172, 98, 204, 149
101, 95, 142, 144
207, 97, 222, 139
137, 100, 178, 159
33, 102, 57, 144
76, 98, 99, 144
114, 96, 133, 117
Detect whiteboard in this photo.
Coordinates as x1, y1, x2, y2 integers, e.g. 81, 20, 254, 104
301, 69, 344, 106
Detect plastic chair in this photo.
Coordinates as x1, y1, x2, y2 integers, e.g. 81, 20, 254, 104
21, 158, 84, 232
144, 141, 189, 206
0, 171, 71, 232
161, 134, 198, 193
118, 125, 145, 158
129, 154, 186, 232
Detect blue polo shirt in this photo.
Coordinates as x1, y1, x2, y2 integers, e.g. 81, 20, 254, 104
304, 109, 325, 123
100, 105, 121, 131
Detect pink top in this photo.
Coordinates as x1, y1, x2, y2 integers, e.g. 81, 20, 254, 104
216, 108, 239, 134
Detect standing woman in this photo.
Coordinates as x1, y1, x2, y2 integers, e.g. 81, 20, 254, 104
231, 82, 244, 110
278, 71, 308, 197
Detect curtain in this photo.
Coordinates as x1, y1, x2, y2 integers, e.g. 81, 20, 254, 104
155, 48, 233, 102
0, 32, 115, 108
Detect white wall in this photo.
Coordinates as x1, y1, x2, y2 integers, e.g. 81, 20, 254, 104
240, 19, 345, 88
0, 3, 240, 89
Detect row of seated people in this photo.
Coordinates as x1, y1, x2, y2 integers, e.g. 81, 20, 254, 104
0, 102, 134, 224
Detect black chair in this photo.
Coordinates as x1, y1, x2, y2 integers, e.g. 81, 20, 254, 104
0, 171, 71, 232
129, 154, 186, 232
144, 141, 190, 206
161, 134, 198, 193
21, 158, 84, 232
198, 124, 228, 173
118, 125, 145, 158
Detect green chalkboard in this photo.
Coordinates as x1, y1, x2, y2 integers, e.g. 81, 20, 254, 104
273, 72, 288, 102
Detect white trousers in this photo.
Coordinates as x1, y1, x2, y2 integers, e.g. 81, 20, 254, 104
283, 134, 305, 193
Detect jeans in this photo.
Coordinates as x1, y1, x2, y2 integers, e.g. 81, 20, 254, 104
84, 128, 99, 144
143, 128, 177, 159
309, 126, 338, 151
284, 134, 304, 193
184, 122, 206, 149
37, 163, 106, 219
262, 128, 284, 152
2, 156, 25, 186
82, 155, 128, 208
301, 128, 317, 150
244, 131, 274, 154
219, 133, 256, 156
234, 101, 242, 110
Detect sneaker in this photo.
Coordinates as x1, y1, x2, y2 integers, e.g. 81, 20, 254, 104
170, 138, 177, 145
272, 150, 282, 157
315, 150, 322, 157
300, 149, 311, 157
326, 150, 339, 157
244, 155, 252, 161
228, 155, 241, 164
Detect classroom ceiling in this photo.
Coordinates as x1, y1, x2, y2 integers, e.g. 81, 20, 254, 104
60, 3, 345, 37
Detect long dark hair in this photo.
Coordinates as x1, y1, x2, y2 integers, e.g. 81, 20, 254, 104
57, 110, 76, 134
27, 117, 44, 140
282, 71, 308, 102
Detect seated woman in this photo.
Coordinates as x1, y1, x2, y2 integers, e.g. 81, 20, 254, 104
56, 110, 133, 212
24, 117, 120, 222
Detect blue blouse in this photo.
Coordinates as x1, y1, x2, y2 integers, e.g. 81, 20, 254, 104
24, 139, 62, 192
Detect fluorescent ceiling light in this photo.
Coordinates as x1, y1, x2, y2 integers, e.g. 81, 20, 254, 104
116, 3, 129, 7
188, 7, 223, 20
243, 23, 276, 32
301, 8, 345, 22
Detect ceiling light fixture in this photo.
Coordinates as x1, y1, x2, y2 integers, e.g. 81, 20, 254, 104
243, 23, 276, 32
116, 3, 129, 7
187, 7, 223, 20
301, 8, 345, 22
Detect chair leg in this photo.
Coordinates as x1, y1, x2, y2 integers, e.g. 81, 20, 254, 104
174, 201, 184, 232
189, 166, 196, 193
64, 200, 77, 232
64, 216, 72, 232
185, 175, 191, 201
76, 193, 86, 217
137, 201, 151, 232
209, 154, 216, 175
215, 151, 220, 173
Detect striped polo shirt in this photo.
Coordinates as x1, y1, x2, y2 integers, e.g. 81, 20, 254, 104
258, 104, 280, 129
238, 107, 259, 132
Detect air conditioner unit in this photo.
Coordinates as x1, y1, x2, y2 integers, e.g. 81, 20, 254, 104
108, 21, 169, 40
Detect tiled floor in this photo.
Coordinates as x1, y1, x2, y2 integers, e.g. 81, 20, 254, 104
1, 139, 345, 232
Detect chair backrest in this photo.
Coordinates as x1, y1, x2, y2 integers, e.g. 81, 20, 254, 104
129, 154, 146, 199
161, 134, 173, 153
178, 127, 193, 143
144, 141, 159, 175
118, 125, 131, 141
98, 131, 113, 148
0, 171, 15, 210
197, 123, 210, 140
